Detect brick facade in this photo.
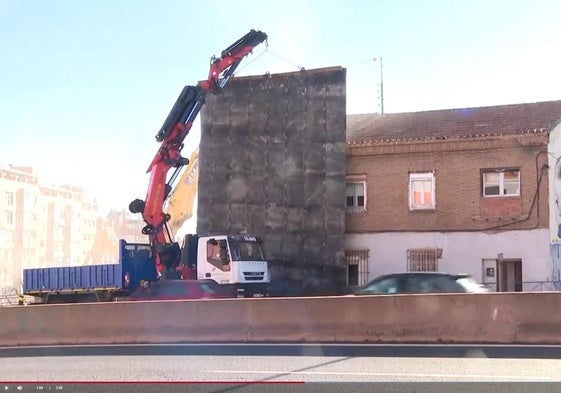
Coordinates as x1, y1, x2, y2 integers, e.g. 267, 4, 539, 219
346, 133, 549, 233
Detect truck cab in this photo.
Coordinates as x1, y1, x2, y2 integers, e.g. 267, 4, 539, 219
179, 234, 270, 297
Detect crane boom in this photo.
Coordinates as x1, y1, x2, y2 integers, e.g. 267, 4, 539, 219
129, 29, 267, 276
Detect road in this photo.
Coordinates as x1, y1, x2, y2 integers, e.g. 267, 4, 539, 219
1, 344, 560, 392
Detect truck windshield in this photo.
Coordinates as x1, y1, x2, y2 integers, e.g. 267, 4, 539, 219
229, 241, 265, 261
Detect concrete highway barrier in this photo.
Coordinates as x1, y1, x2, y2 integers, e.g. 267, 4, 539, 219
2, 292, 561, 346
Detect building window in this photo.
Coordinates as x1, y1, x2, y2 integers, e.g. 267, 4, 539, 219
346, 182, 365, 210
483, 169, 520, 197
56, 241, 65, 253
407, 248, 442, 272
0, 230, 14, 243
4, 211, 13, 226
5, 192, 14, 207
409, 172, 435, 210
345, 249, 369, 286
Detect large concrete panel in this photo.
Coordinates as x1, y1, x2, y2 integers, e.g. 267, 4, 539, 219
198, 67, 347, 296
4, 293, 561, 346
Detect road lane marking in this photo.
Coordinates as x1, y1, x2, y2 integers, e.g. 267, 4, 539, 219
210, 370, 556, 381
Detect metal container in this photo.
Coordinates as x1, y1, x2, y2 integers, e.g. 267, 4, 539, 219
22, 240, 157, 296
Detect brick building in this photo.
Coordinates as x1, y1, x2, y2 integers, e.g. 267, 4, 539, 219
344, 100, 561, 291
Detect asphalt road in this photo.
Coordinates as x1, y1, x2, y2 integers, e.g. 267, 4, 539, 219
1, 344, 560, 392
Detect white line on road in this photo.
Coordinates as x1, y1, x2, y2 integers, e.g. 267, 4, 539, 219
210, 369, 556, 381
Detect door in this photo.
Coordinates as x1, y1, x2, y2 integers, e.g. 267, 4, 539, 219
345, 250, 369, 287
497, 259, 522, 292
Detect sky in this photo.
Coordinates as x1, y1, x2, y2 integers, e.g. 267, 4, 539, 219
1, 0, 561, 218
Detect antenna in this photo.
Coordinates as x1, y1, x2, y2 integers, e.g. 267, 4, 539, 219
373, 56, 384, 114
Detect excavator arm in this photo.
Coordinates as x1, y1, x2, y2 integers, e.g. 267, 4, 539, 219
129, 29, 267, 276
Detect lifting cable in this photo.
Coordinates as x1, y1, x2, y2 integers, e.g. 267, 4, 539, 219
233, 42, 306, 76
264, 49, 306, 72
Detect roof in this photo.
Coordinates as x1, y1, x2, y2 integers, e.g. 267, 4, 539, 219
347, 100, 561, 145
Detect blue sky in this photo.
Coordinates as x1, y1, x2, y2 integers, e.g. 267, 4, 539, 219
1, 0, 561, 214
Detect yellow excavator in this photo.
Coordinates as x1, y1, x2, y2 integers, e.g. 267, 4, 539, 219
164, 148, 199, 240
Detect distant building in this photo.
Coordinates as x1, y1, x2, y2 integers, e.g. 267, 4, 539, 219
0, 165, 146, 290
38, 183, 99, 268
105, 209, 148, 244
82, 209, 148, 266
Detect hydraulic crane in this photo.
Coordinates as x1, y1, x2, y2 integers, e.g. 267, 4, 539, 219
129, 29, 268, 278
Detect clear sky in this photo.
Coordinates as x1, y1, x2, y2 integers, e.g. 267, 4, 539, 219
1, 0, 561, 215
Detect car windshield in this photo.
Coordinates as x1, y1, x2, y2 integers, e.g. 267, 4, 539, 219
361, 277, 401, 294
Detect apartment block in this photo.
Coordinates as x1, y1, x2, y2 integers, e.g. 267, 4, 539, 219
0, 165, 99, 289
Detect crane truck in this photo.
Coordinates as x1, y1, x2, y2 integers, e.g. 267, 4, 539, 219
127, 28, 270, 297
22, 29, 270, 303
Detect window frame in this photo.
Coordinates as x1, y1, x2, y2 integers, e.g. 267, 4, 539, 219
345, 175, 367, 212
482, 168, 520, 197
409, 172, 436, 210
5, 192, 14, 207
4, 211, 13, 226
407, 248, 442, 272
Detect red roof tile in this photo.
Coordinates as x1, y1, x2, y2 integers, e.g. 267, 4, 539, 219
347, 100, 561, 144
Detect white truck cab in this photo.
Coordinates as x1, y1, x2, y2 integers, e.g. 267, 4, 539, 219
182, 234, 270, 297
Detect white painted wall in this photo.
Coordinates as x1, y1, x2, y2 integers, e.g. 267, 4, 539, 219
548, 122, 561, 241
345, 229, 551, 287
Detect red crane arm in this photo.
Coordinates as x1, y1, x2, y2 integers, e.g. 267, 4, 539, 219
129, 29, 267, 274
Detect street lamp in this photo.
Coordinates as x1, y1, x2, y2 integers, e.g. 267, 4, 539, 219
373, 57, 384, 115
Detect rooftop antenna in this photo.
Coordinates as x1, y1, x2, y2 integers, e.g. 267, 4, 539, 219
373, 56, 384, 114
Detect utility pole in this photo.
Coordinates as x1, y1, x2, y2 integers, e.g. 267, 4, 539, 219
373, 57, 384, 114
